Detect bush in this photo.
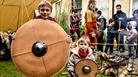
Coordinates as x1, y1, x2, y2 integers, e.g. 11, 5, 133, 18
56, 12, 86, 37
56, 12, 70, 34
80, 24, 85, 36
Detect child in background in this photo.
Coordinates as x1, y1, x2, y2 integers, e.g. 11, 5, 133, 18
67, 36, 95, 77
104, 18, 115, 54
126, 21, 137, 57
70, 9, 81, 42
35, 0, 56, 22
0, 32, 3, 51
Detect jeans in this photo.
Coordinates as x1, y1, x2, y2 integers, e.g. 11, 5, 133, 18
104, 39, 114, 54
97, 32, 104, 52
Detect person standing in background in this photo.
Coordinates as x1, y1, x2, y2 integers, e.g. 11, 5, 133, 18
113, 4, 127, 52
127, 9, 138, 28
70, 9, 81, 42
96, 10, 106, 52
84, 0, 97, 47
126, 21, 137, 57
127, 9, 138, 58
104, 18, 115, 54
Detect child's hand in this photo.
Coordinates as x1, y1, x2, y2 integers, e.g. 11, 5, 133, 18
97, 22, 101, 26
119, 17, 123, 21
67, 35, 71, 44
68, 70, 74, 77
92, 34, 96, 37
101, 52, 108, 59
118, 29, 122, 32
11, 33, 16, 40
90, 32, 96, 37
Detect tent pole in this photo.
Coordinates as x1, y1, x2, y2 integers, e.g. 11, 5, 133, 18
17, 6, 21, 30
112, 0, 115, 18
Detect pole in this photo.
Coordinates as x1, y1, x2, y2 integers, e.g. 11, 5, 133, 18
112, 0, 115, 18
72, 0, 73, 12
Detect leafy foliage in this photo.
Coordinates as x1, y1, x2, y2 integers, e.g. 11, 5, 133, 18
56, 12, 70, 34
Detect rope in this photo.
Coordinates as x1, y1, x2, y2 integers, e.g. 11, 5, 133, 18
91, 43, 138, 46
98, 30, 138, 34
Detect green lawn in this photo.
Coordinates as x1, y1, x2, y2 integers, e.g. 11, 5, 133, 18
0, 60, 68, 77
0, 60, 25, 77
0, 60, 109, 77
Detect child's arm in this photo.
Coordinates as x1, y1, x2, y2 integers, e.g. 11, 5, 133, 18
90, 54, 96, 61
127, 31, 137, 42
107, 26, 112, 33
99, 18, 106, 30
11, 33, 16, 40
108, 26, 117, 33
52, 18, 58, 23
67, 53, 76, 76
88, 48, 96, 61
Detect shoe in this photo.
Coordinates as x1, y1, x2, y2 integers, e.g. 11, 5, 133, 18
128, 54, 133, 57
120, 49, 125, 53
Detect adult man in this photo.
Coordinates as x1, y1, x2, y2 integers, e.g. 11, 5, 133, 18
113, 4, 127, 52
96, 10, 106, 52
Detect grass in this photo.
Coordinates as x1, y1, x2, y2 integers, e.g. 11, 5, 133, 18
0, 59, 111, 77
0, 60, 68, 77
0, 51, 111, 77
0, 60, 25, 77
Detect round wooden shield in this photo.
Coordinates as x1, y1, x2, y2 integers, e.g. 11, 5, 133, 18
75, 59, 98, 77
11, 19, 70, 77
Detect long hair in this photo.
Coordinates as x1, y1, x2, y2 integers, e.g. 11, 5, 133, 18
88, 0, 96, 4
88, 0, 96, 10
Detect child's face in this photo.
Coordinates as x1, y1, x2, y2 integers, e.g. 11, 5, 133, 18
134, 13, 138, 18
95, 13, 100, 18
73, 12, 77, 16
111, 21, 115, 26
78, 41, 89, 51
89, 3, 95, 10
39, 6, 51, 18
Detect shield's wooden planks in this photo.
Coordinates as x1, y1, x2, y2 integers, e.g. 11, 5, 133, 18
75, 59, 98, 77
11, 19, 70, 77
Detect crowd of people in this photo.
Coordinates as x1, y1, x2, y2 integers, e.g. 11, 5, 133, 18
0, 30, 15, 60
68, 0, 138, 76
69, 4, 138, 56
0, 0, 138, 76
